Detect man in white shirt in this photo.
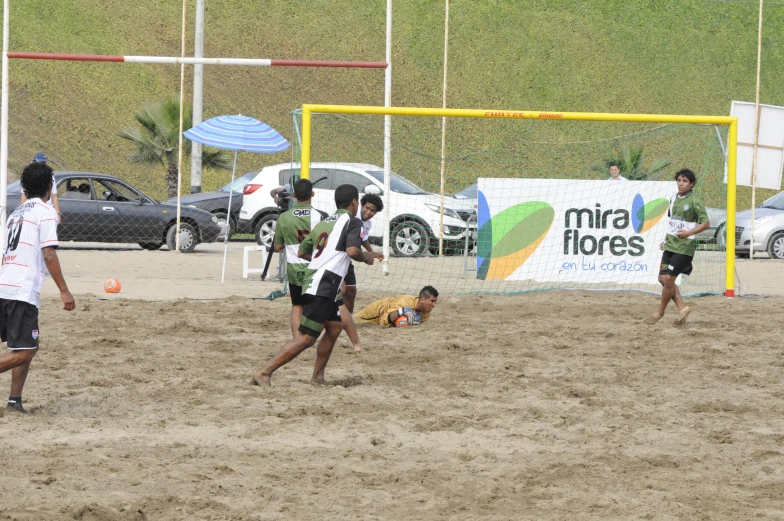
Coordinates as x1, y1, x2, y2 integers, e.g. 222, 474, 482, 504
21, 152, 61, 220
339, 193, 384, 352
0, 162, 75, 415
608, 163, 627, 181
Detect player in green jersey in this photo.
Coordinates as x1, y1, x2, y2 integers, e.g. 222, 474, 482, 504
645, 169, 710, 325
271, 179, 327, 336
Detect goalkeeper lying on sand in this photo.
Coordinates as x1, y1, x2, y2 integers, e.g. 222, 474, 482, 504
354, 286, 438, 328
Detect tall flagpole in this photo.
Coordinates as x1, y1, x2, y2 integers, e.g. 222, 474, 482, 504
175, 0, 188, 251
438, 0, 450, 256
750, 0, 764, 261
1, 0, 11, 248
382, 0, 392, 274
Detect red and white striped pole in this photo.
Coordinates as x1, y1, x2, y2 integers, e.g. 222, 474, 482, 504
0, 49, 387, 247
7, 52, 388, 68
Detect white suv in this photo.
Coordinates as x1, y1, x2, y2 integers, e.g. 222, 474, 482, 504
238, 162, 475, 256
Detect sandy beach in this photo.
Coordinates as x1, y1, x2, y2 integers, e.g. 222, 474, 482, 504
1, 242, 783, 520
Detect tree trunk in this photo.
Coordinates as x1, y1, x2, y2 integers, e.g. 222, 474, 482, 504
167, 162, 179, 199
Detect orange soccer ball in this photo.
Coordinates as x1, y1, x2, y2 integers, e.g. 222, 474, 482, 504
394, 315, 409, 328
104, 278, 122, 293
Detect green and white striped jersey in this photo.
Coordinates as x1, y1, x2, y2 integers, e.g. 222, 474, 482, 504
272, 203, 325, 286
300, 209, 363, 301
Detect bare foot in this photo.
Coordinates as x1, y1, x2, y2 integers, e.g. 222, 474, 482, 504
644, 312, 664, 325
353, 344, 363, 353
310, 376, 326, 385
250, 369, 271, 387
675, 306, 691, 325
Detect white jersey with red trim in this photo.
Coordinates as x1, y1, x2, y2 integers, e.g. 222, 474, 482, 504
356, 207, 372, 241
0, 198, 59, 307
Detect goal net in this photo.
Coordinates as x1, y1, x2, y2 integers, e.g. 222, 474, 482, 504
293, 106, 737, 297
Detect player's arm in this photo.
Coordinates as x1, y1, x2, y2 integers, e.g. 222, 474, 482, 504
347, 217, 374, 264
362, 239, 384, 260
298, 229, 315, 261
42, 248, 75, 311
272, 219, 285, 253
384, 296, 419, 327
676, 200, 711, 238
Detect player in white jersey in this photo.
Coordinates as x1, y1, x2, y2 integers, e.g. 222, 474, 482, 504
0, 162, 75, 415
339, 193, 384, 352
252, 184, 377, 387
21, 152, 61, 220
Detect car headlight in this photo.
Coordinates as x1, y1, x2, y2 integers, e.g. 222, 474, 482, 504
424, 204, 461, 220
753, 216, 773, 228
211, 215, 219, 223
187, 204, 198, 209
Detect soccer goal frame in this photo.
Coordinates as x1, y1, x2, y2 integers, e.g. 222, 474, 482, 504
298, 104, 738, 298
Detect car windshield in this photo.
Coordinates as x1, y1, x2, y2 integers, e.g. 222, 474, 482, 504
759, 191, 784, 210
454, 184, 477, 198
220, 172, 258, 193
366, 170, 429, 195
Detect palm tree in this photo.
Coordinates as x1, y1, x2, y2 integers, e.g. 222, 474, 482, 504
118, 98, 232, 198
590, 144, 671, 181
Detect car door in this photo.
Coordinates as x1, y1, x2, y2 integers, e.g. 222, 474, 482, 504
55, 176, 100, 241
93, 178, 164, 242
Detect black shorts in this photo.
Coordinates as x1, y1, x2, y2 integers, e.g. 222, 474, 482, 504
289, 284, 305, 306
659, 251, 694, 277
344, 263, 357, 287
299, 295, 341, 338
0, 299, 40, 350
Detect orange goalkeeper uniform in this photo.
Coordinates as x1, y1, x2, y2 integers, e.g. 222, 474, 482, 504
354, 295, 431, 328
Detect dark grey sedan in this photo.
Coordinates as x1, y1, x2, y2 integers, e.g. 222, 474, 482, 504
8, 172, 222, 252
166, 171, 257, 239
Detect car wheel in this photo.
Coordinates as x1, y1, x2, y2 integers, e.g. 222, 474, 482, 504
166, 222, 198, 253
254, 214, 277, 248
138, 242, 163, 251
391, 221, 430, 257
767, 232, 784, 259
213, 212, 235, 240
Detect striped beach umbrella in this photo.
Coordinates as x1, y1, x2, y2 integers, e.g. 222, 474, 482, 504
184, 115, 290, 153
184, 115, 290, 283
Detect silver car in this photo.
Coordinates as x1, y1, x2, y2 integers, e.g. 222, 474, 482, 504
722, 191, 784, 259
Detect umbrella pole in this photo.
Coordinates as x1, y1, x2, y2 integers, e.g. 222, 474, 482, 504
221, 150, 238, 284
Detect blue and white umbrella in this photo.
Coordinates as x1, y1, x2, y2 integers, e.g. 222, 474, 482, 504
185, 115, 290, 283
184, 115, 290, 154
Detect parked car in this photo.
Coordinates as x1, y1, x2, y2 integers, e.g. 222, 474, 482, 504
717, 190, 784, 259
8, 172, 222, 252
238, 162, 476, 256
166, 171, 257, 240
452, 182, 725, 244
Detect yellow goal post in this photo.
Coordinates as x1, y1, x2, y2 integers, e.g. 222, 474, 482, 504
299, 104, 738, 298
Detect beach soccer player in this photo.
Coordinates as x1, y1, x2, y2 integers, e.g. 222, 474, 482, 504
354, 286, 438, 328
252, 184, 376, 386
339, 193, 384, 352
271, 179, 327, 337
645, 168, 709, 326
0, 162, 75, 415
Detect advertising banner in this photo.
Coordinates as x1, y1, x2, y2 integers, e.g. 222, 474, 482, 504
477, 179, 677, 284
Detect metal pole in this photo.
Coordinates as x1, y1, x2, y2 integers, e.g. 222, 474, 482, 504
190, 0, 204, 193
175, 0, 187, 251
438, 0, 450, 256
749, 0, 764, 261
0, 0, 10, 248
382, 0, 392, 274
221, 150, 238, 284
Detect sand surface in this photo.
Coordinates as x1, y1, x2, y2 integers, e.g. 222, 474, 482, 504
1, 243, 784, 520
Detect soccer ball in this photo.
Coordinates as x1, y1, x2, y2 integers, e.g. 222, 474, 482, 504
394, 315, 409, 328
104, 278, 122, 293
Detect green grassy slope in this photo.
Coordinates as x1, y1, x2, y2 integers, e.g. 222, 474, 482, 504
2, 0, 783, 208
